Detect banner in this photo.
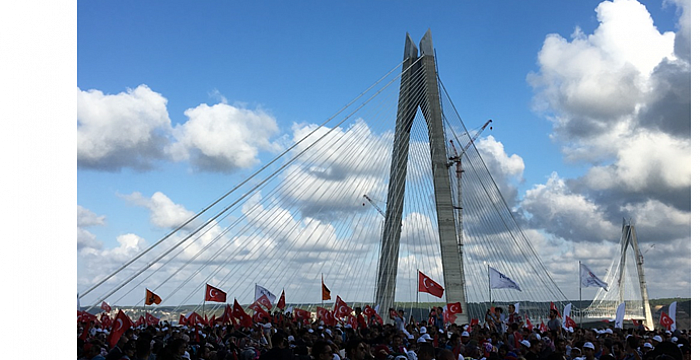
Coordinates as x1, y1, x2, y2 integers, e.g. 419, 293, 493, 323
488, 267, 522, 291
668, 301, 677, 331
580, 263, 609, 291
205, 284, 227, 302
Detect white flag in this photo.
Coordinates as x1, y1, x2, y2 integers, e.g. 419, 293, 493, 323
615, 302, 625, 329
669, 301, 677, 331
563, 303, 573, 332
255, 284, 277, 305
514, 303, 520, 314
489, 267, 522, 291
283, 307, 293, 316
580, 263, 608, 291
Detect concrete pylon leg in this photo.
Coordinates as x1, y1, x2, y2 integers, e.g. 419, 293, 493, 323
375, 30, 467, 323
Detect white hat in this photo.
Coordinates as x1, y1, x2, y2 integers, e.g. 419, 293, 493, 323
583, 342, 595, 350
671, 337, 678, 343
666, 330, 672, 335
308, 329, 314, 333
325, 329, 332, 335
344, 324, 352, 329
417, 337, 427, 343
461, 331, 470, 337
421, 334, 433, 341
318, 326, 324, 330
520, 340, 531, 348
420, 326, 427, 334
643, 343, 654, 349
288, 335, 295, 342
652, 335, 663, 342
407, 334, 415, 340
605, 329, 613, 334
535, 334, 541, 340
439, 329, 444, 334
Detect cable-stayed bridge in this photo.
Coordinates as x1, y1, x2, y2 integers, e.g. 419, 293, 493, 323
78, 30, 650, 327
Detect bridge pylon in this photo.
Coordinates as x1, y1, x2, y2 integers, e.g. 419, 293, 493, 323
375, 29, 467, 322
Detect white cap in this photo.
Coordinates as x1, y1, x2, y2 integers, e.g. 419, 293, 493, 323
407, 334, 415, 340
666, 330, 672, 335
520, 340, 531, 348
325, 329, 332, 335
605, 329, 613, 334
420, 326, 427, 334
653, 335, 663, 342
439, 329, 444, 334
421, 334, 433, 341
583, 342, 595, 350
417, 337, 427, 343
535, 334, 541, 340
461, 331, 470, 337
308, 329, 314, 333
672, 337, 678, 343
643, 343, 654, 349
318, 326, 324, 330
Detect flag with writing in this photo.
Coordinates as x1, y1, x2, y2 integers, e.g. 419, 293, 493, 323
255, 284, 277, 305
488, 267, 522, 291
277, 290, 286, 309
580, 263, 609, 291
101, 301, 112, 313
418, 271, 444, 298
660, 311, 674, 329
205, 284, 227, 302
145, 288, 162, 305
322, 276, 331, 300
108, 310, 132, 348
333, 295, 352, 318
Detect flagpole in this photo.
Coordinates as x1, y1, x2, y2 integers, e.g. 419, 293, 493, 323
415, 269, 419, 322
321, 275, 324, 308
579, 261, 582, 327
488, 265, 492, 308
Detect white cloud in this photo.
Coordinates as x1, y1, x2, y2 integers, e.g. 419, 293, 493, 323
78, 85, 172, 171
168, 102, 280, 172
77, 205, 105, 227
121, 191, 196, 229
77, 205, 105, 251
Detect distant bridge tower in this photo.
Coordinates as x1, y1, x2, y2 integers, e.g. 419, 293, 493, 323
375, 30, 467, 321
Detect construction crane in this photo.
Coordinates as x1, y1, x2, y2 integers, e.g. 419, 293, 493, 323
447, 119, 492, 250
362, 194, 385, 218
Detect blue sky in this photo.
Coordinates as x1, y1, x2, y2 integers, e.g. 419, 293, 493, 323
73, 0, 692, 307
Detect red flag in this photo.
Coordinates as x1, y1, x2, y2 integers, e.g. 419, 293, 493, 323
632, 319, 639, 327
317, 307, 336, 326
78, 310, 98, 324
550, 302, 560, 317
294, 308, 312, 321
255, 294, 273, 310
205, 284, 226, 302
526, 315, 533, 331
390, 308, 398, 318
146, 312, 160, 326
565, 315, 576, 329
447, 302, 463, 315
444, 310, 457, 324
101, 301, 112, 313
252, 308, 271, 323
418, 271, 444, 298
357, 313, 367, 329
539, 321, 547, 333
249, 301, 266, 313
145, 289, 162, 305
363, 305, 376, 317
179, 314, 188, 325
221, 304, 234, 325
322, 276, 331, 300
135, 315, 145, 327
333, 296, 352, 318
108, 310, 131, 348
347, 314, 358, 329
374, 313, 384, 325
187, 311, 205, 326
660, 311, 674, 329
471, 318, 479, 327
233, 299, 253, 327
277, 290, 286, 309
79, 321, 92, 341
100, 313, 112, 329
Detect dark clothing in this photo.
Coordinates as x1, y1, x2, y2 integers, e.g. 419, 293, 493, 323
106, 347, 124, 360
259, 347, 295, 360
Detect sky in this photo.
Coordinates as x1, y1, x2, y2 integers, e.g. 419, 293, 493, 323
66, 0, 694, 308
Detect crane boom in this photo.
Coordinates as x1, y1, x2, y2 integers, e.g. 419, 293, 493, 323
363, 194, 385, 218
456, 119, 492, 159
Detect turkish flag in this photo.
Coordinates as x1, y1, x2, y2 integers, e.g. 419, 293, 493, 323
100, 313, 112, 329
179, 314, 188, 325
447, 302, 463, 315
277, 290, 286, 309
146, 312, 160, 326
660, 311, 674, 329
252, 308, 271, 323
249, 302, 266, 314
632, 319, 639, 327
255, 294, 273, 310
221, 304, 234, 324
418, 271, 444, 298
101, 301, 112, 313
136, 315, 145, 327
187, 311, 205, 326
526, 315, 533, 331
565, 316, 576, 329
317, 307, 336, 326
294, 308, 311, 320
471, 318, 479, 327
145, 289, 162, 305
333, 296, 352, 318
357, 313, 367, 329
363, 305, 376, 317
78, 310, 98, 324
347, 314, 358, 329
233, 300, 253, 327
444, 311, 457, 324
539, 321, 547, 333
205, 284, 226, 302
108, 310, 131, 348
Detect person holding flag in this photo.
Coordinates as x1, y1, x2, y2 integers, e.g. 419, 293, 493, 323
547, 308, 562, 338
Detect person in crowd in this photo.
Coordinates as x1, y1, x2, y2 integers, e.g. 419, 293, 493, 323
259, 332, 294, 360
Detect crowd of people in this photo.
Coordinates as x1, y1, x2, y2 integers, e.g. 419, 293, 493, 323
78, 304, 690, 360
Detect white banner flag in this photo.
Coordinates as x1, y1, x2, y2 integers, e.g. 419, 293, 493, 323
489, 267, 522, 291
669, 301, 677, 331
615, 302, 625, 329
563, 303, 573, 332
255, 284, 277, 305
580, 263, 608, 291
